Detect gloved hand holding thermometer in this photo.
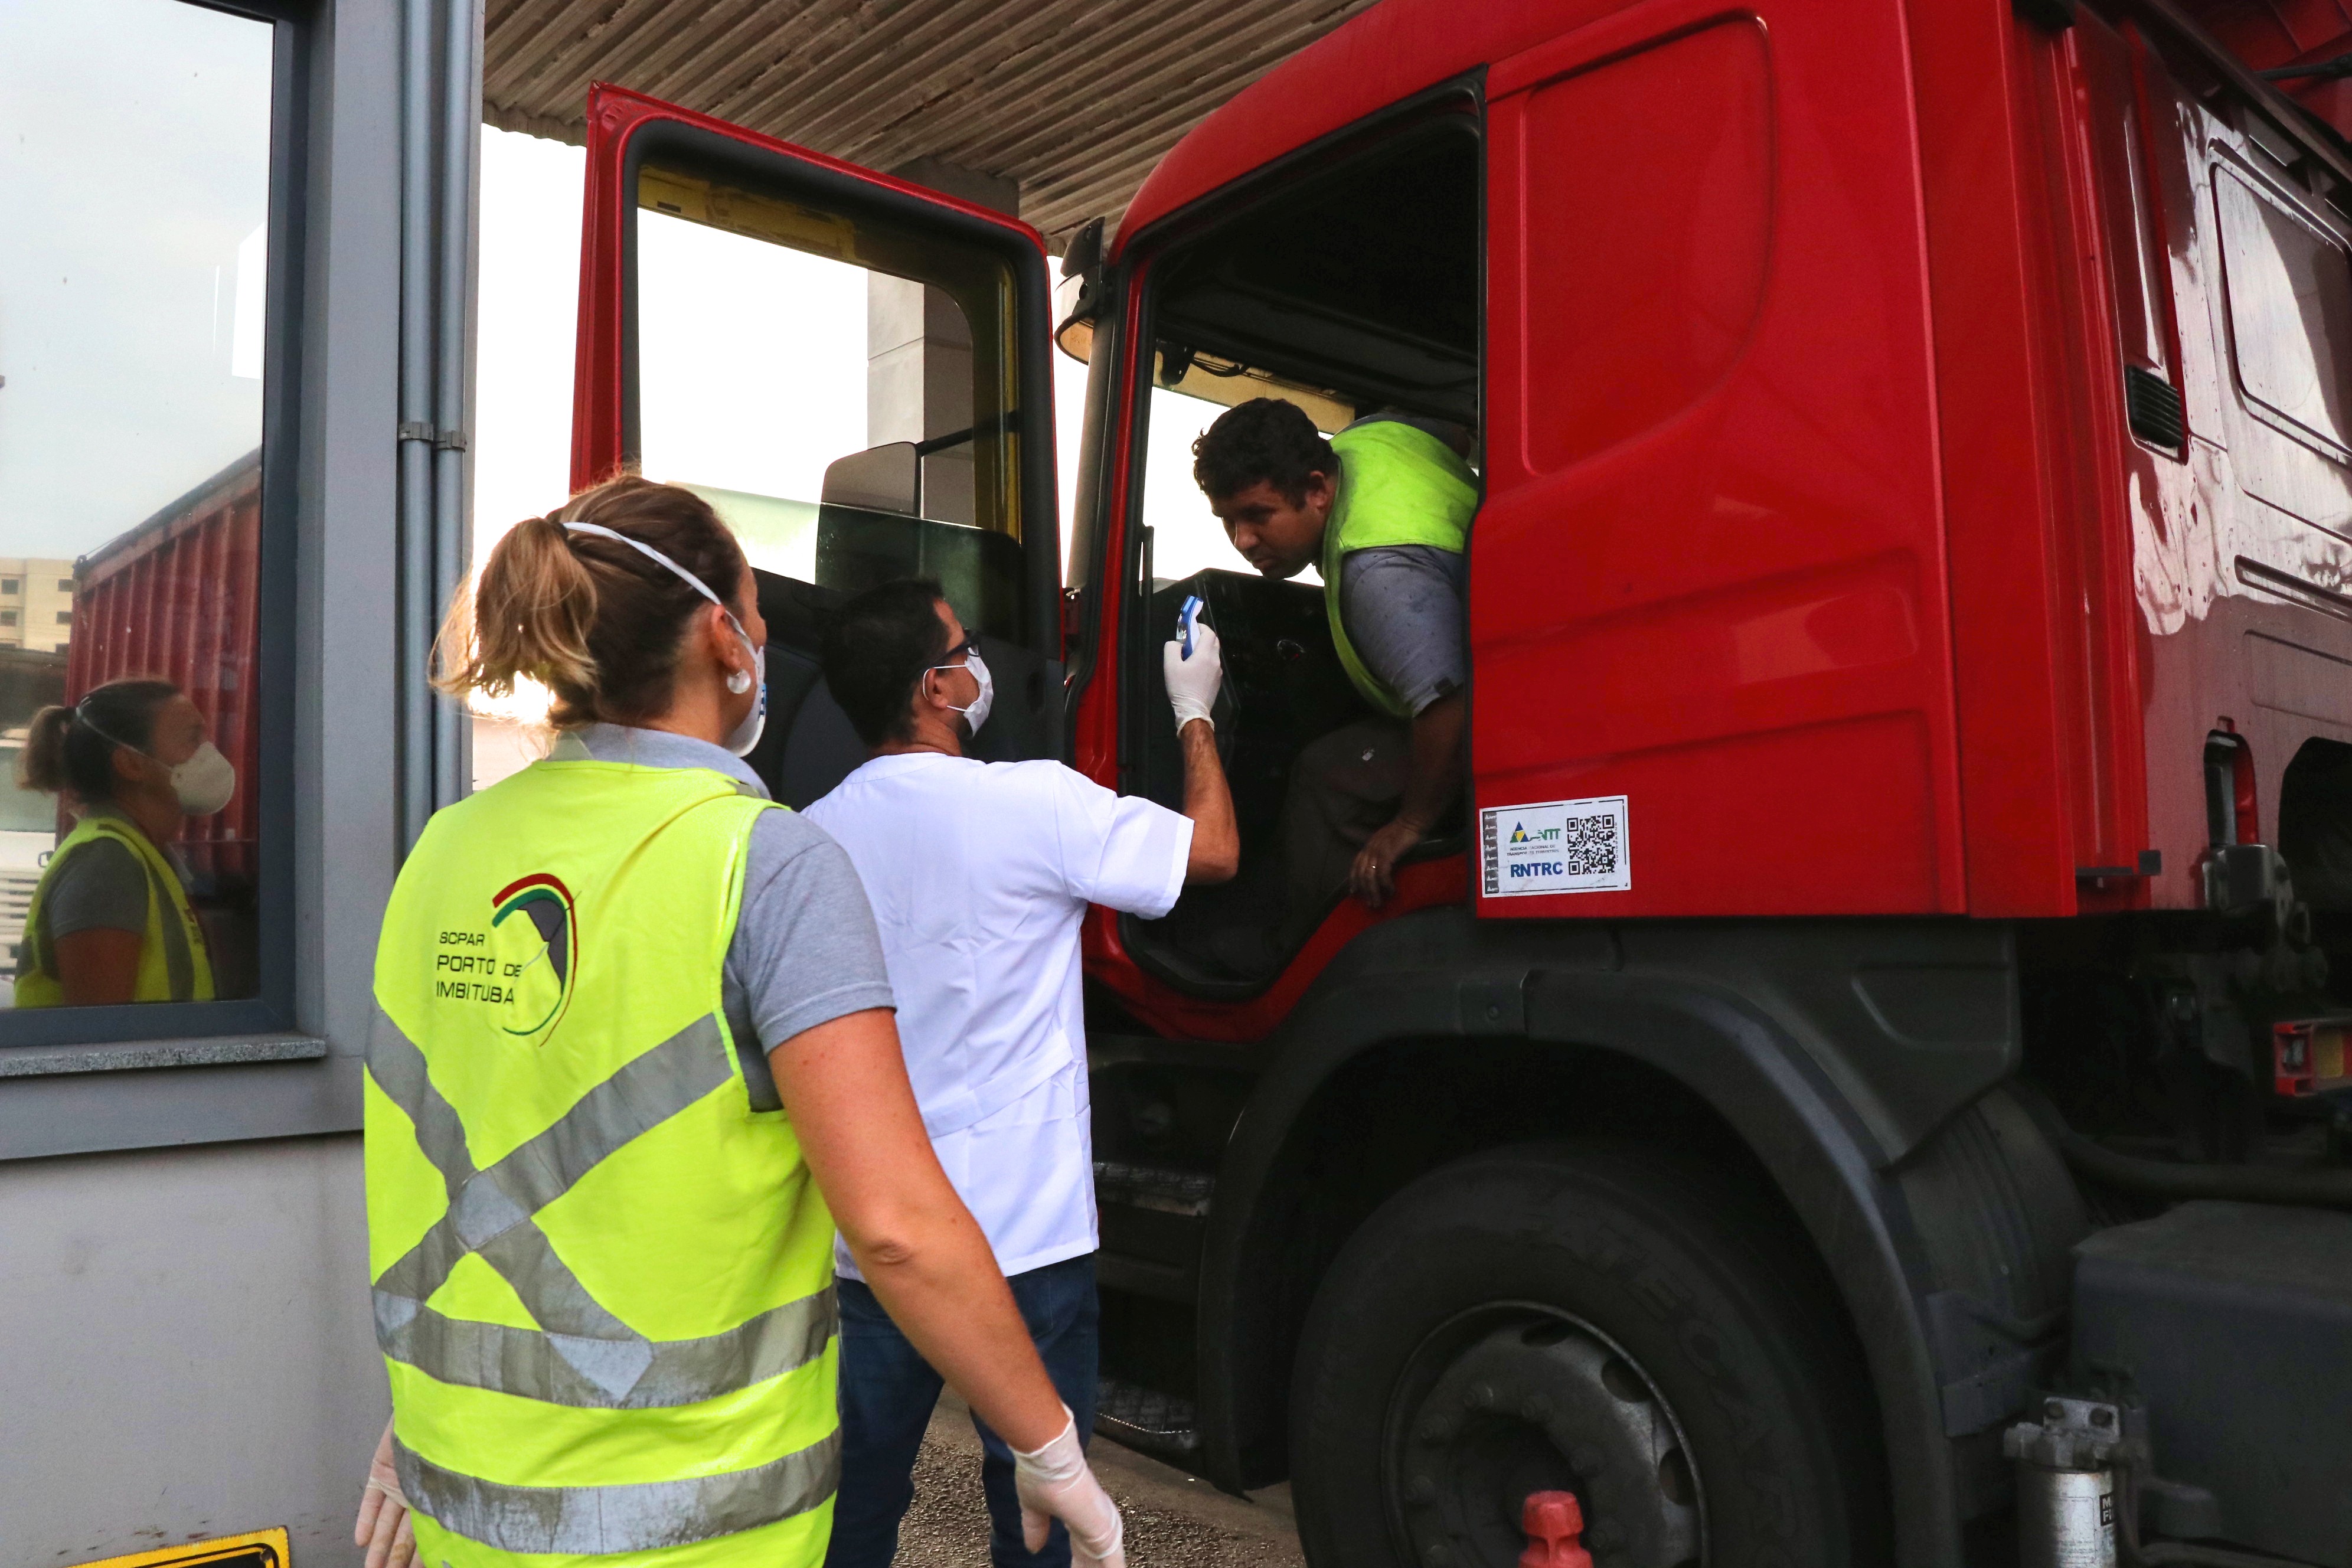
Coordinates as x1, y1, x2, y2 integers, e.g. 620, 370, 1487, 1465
1164, 595, 1223, 731
1015, 1406, 1128, 1567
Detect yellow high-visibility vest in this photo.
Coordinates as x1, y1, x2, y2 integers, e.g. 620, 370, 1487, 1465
1320, 419, 1481, 718
367, 754, 839, 1567
15, 811, 214, 1007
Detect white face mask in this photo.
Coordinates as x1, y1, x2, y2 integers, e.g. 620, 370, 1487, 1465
76, 707, 238, 816
927, 648, 993, 735
563, 521, 767, 757
168, 741, 237, 816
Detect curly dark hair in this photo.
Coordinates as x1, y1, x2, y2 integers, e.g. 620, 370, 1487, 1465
1190, 398, 1337, 506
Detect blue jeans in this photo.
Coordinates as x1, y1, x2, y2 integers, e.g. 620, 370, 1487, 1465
825, 1252, 1101, 1568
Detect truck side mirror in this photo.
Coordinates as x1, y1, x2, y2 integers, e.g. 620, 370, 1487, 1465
1055, 216, 1107, 364
821, 442, 920, 518
1061, 216, 1104, 280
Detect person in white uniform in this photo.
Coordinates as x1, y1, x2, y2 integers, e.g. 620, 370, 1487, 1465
806, 577, 1235, 1568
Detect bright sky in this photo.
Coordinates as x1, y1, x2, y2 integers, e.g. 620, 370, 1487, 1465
0, 0, 273, 563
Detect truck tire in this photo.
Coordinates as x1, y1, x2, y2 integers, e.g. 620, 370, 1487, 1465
1289, 1142, 1887, 1568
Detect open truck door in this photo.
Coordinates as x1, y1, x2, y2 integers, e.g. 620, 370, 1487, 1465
1060, 92, 1484, 1040
571, 84, 1064, 805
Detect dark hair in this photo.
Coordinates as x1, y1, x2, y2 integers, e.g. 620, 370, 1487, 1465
1191, 397, 1337, 506
436, 476, 748, 729
821, 579, 952, 747
19, 678, 182, 804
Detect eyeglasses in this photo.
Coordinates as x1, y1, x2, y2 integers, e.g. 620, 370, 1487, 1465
923, 635, 979, 689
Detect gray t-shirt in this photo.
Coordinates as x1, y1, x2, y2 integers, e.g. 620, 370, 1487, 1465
39, 821, 151, 939
563, 725, 896, 1108
1339, 543, 1469, 717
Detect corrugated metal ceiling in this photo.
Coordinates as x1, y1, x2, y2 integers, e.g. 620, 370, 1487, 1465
484, 0, 1384, 249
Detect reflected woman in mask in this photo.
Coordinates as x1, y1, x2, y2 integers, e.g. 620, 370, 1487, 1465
14, 678, 231, 1005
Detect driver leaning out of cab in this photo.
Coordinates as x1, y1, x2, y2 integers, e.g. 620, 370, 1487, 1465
1192, 396, 1479, 948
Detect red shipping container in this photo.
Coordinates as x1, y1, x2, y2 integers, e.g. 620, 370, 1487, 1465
65, 450, 263, 888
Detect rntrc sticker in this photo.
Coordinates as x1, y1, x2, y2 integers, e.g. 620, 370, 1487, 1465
1481, 796, 1631, 897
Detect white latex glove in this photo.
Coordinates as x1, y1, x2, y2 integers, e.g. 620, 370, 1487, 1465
354, 1417, 417, 1568
1164, 619, 1223, 732
1014, 1408, 1126, 1567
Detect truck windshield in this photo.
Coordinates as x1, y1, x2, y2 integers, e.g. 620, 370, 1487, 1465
633, 163, 1028, 639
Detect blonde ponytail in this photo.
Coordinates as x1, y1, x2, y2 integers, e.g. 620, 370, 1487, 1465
435, 513, 600, 720
433, 477, 746, 731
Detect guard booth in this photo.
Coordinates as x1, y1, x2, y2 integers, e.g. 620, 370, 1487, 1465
0, 0, 466, 1559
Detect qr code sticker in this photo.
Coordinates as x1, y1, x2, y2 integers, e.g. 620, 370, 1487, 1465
1481, 796, 1631, 896
1561, 813, 1619, 877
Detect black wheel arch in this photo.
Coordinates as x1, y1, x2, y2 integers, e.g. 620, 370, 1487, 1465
1190, 907, 2037, 1568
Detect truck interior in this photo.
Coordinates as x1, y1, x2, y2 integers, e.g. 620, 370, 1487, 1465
1118, 109, 1482, 992
623, 153, 1057, 806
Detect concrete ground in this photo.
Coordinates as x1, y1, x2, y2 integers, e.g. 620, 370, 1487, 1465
890, 1394, 1307, 1567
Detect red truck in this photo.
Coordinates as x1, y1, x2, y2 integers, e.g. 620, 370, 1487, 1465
569, 0, 2352, 1562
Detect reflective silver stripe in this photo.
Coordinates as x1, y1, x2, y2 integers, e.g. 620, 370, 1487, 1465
483, 1014, 734, 1211
394, 1428, 840, 1553
373, 1014, 731, 1312
473, 1220, 638, 1344
374, 1285, 837, 1408
369, 1008, 794, 1409
368, 1007, 478, 1194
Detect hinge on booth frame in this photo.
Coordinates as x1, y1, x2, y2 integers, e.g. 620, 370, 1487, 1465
397, 422, 469, 451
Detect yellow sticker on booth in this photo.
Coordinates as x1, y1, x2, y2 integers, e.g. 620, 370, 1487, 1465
71, 1527, 289, 1568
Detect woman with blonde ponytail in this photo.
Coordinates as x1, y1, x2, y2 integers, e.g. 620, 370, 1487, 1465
354, 477, 1125, 1568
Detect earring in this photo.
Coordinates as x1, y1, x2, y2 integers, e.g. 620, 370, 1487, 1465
726, 669, 753, 695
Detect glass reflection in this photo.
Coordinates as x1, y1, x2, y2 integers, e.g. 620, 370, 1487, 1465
0, 0, 274, 1008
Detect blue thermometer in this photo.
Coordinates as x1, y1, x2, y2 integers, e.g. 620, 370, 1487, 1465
1178, 594, 1204, 658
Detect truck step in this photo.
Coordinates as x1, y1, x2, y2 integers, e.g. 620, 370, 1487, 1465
1094, 1376, 1203, 1462
1095, 1159, 1214, 1217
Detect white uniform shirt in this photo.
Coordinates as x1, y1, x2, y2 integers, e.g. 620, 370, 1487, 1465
805, 752, 1193, 1279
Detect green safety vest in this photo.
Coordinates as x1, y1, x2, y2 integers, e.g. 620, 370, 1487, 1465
1319, 420, 1481, 718
367, 756, 840, 1568
15, 811, 214, 1007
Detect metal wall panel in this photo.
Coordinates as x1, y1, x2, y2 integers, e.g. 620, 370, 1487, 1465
0, 1136, 378, 1565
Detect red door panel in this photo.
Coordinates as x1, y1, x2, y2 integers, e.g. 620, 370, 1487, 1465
1475, 0, 1962, 919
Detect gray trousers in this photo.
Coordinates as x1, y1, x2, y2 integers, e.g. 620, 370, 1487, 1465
1279, 715, 1413, 951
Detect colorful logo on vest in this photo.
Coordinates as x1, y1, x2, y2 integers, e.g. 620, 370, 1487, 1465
490, 873, 577, 1038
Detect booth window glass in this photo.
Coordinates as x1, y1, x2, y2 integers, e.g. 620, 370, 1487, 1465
0, 0, 275, 1010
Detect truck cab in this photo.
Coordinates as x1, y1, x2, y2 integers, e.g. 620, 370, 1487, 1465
557, 1, 2352, 1563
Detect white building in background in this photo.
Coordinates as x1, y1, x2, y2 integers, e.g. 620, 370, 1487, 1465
0, 560, 77, 654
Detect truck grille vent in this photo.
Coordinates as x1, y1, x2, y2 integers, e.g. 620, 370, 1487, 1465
2125, 364, 2187, 450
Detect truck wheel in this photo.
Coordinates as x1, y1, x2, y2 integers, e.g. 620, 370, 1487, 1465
1289, 1142, 1886, 1568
